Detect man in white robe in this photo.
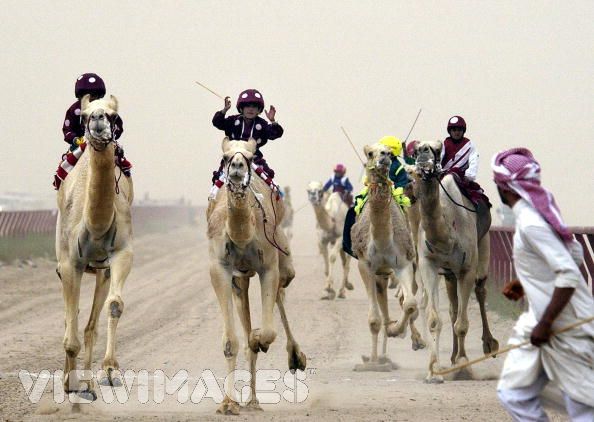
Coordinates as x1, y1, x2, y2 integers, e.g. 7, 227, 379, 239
492, 148, 594, 422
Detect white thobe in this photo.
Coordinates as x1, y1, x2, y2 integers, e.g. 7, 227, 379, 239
497, 199, 594, 410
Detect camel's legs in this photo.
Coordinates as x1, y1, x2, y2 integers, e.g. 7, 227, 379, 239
454, 271, 475, 364
276, 288, 307, 372
60, 261, 84, 393
398, 285, 426, 351
390, 263, 418, 337
358, 260, 381, 362
475, 234, 499, 354
318, 240, 329, 277
251, 263, 279, 353
80, 269, 110, 398
232, 276, 262, 410
102, 247, 133, 386
444, 273, 459, 365
211, 264, 240, 415
339, 249, 353, 292
419, 254, 443, 383
326, 241, 339, 297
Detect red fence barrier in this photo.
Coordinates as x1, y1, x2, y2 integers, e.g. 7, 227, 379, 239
0, 206, 198, 238
490, 226, 594, 295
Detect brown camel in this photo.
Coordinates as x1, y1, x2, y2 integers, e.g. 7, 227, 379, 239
414, 140, 499, 383
207, 138, 306, 415
55, 94, 133, 400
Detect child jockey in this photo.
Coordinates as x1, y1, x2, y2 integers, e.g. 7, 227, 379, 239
210, 89, 282, 194
54, 73, 130, 190
441, 115, 478, 180
342, 136, 411, 258
323, 164, 354, 206
441, 115, 491, 237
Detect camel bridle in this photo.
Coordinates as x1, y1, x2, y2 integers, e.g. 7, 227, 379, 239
224, 151, 253, 195
84, 112, 118, 152
415, 145, 442, 181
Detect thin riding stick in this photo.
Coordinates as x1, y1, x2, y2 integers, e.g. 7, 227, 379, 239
432, 315, 594, 376
340, 126, 365, 166
194, 81, 225, 99
293, 202, 309, 215
404, 108, 422, 143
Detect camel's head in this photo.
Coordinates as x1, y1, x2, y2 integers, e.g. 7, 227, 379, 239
306, 181, 324, 205
363, 143, 392, 175
81, 94, 119, 150
221, 137, 256, 189
415, 140, 442, 179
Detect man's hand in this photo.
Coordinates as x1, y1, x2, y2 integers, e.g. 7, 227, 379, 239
223, 96, 231, 113
265, 105, 276, 122
502, 279, 524, 301
530, 320, 552, 347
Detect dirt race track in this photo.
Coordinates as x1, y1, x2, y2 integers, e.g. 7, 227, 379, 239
0, 210, 567, 421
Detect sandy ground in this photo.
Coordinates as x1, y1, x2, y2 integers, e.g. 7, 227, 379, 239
0, 209, 568, 421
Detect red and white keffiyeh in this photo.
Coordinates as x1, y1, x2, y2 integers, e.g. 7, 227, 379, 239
491, 148, 572, 243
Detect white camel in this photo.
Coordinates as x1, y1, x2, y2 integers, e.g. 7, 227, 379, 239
414, 140, 499, 383
306, 181, 353, 299
55, 94, 133, 400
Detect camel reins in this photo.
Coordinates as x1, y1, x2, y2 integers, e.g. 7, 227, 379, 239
224, 152, 289, 256
417, 146, 477, 214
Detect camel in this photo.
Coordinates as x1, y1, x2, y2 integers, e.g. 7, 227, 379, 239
55, 94, 133, 400
350, 143, 418, 369
207, 138, 306, 415
306, 182, 353, 299
280, 185, 294, 243
413, 140, 499, 383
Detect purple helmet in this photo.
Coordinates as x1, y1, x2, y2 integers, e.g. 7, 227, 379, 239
236, 89, 265, 112
75, 73, 106, 99
447, 115, 467, 133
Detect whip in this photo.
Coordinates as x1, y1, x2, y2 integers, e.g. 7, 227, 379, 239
194, 81, 225, 100
431, 315, 594, 376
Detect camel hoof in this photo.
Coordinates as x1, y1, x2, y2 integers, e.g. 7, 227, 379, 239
483, 337, 500, 355
217, 399, 240, 415
354, 361, 392, 372
450, 358, 474, 381
378, 355, 399, 369
386, 321, 406, 338
288, 345, 307, 372
321, 287, 336, 300
337, 289, 346, 299
411, 337, 426, 351
424, 375, 444, 384
244, 398, 263, 411
345, 282, 354, 291
76, 388, 97, 402
99, 368, 122, 387
249, 328, 275, 353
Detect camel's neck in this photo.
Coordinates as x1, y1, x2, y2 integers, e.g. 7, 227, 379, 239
367, 171, 393, 249
312, 203, 334, 232
84, 143, 116, 237
418, 176, 451, 248
226, 190, 255, 247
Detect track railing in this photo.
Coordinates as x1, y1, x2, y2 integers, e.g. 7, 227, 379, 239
490, 226, 594, 295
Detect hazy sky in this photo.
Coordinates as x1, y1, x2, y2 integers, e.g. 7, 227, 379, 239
1, 1, 592, 224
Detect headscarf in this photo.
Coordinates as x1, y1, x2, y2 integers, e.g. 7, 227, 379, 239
491, 148, 572, 243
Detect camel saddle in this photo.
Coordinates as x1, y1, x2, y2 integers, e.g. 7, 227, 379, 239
442, 169, 492, 241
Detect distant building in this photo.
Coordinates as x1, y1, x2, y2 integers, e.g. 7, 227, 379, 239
0, 192, 49, 211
